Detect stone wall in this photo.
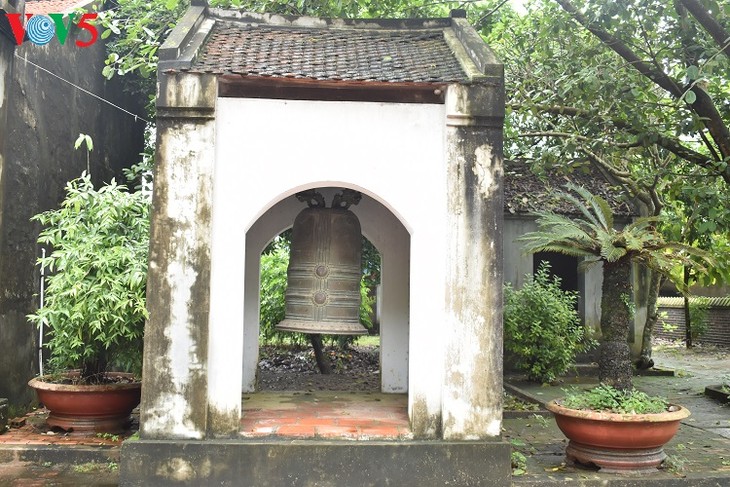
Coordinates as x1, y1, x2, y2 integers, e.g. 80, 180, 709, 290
0, 11, 145, 405
655, 297, 730, 347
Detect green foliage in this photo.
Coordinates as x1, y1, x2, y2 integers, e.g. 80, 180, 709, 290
207, 0, 492, 20
258, 237, 375, 346
100, 0, 190, 113
259, 238, 293, 344
96, 432, 121, 441
487, 0, 730, 291
28, 173, 150, 382
510, 450, 527, 476
504, 262, 595, 383
561, 384, 668, 414
519, 184, 710, 290
660, 310, 678, 334
688, 297, 709, 339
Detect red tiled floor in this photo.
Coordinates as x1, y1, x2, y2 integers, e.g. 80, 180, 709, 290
240, 391, 412, 440
2, 393, 411, 445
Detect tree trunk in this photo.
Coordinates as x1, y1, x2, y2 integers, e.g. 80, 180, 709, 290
309, 334, 332, 375
82, 353, 108, 384
684, 266, 692, 348
637, 270, 662, 370
598, 258, 633, 391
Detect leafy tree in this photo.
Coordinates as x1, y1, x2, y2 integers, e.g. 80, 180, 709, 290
483, 0, 730, 363
519, 184, 706, 390
100, 0, 190, 113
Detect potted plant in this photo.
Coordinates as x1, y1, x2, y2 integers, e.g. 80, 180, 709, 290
547, 384, 690, 472
27, 170, 150, 433
519, 184, 704, 472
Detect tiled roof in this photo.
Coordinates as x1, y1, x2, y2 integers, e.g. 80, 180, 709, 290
658, 296, 730, 308
25, 0, 86, 14
189, 22, 468, 83
504, 160, 636, 217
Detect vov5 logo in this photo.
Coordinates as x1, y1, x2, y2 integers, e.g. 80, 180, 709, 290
5, 12, 98, 47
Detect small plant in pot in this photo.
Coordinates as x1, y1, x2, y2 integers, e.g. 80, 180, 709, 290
519, 184, 705, 473
27, 169, 150, 434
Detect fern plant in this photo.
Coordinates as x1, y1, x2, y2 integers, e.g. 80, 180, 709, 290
519, 184, 707, 391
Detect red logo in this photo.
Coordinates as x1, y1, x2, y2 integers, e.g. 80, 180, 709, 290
5, 13, 98, 47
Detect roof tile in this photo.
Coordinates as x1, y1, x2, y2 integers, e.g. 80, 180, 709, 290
504, 160, 636, 217
25, 0, 86, 15
189, 22, 467, 83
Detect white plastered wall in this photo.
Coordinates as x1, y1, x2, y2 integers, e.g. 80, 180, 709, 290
209, 98, 447, 424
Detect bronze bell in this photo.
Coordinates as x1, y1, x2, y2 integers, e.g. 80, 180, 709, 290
275, 189, 368, 335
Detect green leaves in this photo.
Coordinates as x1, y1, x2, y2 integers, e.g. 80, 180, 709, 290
74, 133, 93, 152
28, 174, 150, 380
520, 184, 710, 287
561, 384, 668, 414
504, 262, 596, 383
685, 65, 699, 81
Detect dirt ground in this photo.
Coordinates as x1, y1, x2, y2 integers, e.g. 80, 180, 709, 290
256, 340, 730, 393
256, 344, 381, 392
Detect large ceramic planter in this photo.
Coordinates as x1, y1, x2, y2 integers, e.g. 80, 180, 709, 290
547, 400, 690, 473
28, 373, 141, 434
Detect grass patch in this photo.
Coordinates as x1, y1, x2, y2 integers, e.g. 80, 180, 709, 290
354, 335, 380, 347
73, 462, 118, 473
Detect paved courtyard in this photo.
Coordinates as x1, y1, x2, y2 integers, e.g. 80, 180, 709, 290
0, 343, 728, 485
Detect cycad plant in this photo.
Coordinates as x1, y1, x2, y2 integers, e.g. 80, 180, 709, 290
519, 184, 705, 391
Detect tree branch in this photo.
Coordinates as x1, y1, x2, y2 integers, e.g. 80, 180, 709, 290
553, 0, 730, 164
512, 103, 729, 183
580, 148, 656, 213
679, 0, 730, 59
519, 130, 642, 153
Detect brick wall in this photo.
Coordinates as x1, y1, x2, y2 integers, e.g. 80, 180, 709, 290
655, 297, 730, 347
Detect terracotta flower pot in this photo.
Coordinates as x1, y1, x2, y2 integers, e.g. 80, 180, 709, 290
29, 373, 141, 434
547, 400, 690, 473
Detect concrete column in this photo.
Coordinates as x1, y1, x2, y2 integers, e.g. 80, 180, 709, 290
442, 79, 505, 440
140, 73, 217, 439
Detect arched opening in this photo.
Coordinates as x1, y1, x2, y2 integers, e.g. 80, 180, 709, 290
239, 187, 412, 439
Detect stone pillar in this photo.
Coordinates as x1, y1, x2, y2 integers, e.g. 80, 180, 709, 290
140, 72, 218, 439
442, 77, 505, 440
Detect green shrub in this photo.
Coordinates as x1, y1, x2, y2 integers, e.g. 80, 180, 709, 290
504, 262, 595, 383
689, 297, 709, 340
561, 384, 668, 414
28, 174, 149, 381
259, 238, 297, 344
